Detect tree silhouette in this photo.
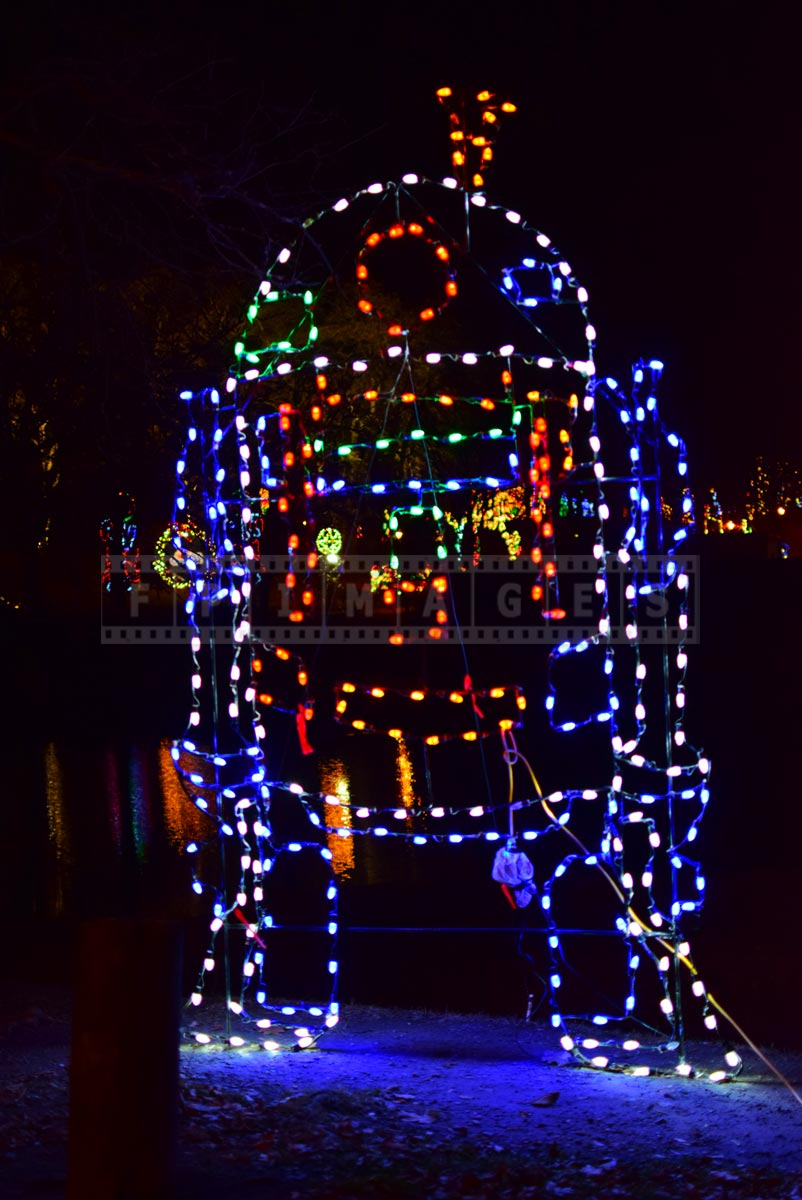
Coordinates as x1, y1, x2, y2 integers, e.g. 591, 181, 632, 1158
0, 35, 334, 608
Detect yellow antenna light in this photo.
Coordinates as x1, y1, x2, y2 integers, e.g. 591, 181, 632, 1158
436, 86, 516, 191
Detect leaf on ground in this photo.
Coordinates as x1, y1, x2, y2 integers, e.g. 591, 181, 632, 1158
531, 1091, 560, 1107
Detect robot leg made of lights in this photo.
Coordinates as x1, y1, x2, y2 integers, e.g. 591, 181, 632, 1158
523, 362, 733, 1074
168, 386, 339, 1050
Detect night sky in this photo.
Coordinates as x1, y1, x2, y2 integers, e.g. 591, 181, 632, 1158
4, 1, 802, 502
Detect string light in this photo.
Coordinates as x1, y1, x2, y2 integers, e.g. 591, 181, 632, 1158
435, 86, 517, 191
100, 492, 140, 591
164, 91, 737, 1079
332, 681, 525, 743
356, 221, 457, 332
153, 521, 209, 590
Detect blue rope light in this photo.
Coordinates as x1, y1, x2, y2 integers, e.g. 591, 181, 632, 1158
167, 143, 734, 1078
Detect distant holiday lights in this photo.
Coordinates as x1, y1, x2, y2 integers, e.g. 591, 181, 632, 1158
165, 95, 750, 1080
153, 521, 209, 590
100, 493, 140, 592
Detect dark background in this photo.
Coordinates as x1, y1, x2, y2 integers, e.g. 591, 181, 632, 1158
5, 0, 801, 500
2, 2, 802, 1047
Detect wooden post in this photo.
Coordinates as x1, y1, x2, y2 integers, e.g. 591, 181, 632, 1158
67, 918, 183, 1200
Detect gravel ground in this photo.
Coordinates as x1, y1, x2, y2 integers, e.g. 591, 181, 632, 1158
2, 985, 802, 1198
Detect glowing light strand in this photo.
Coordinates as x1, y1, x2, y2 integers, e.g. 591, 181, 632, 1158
166, 117, 735, 1079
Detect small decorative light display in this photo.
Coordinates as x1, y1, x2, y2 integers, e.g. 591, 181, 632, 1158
315, 526, 343, 563
153, 521, 210, 590
100, 492, 140, 591
167, 89, 743, 1079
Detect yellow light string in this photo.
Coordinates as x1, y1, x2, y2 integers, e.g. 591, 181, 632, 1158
335, 682, 525, 745
252, 644, 313, 720
435, 87, 517, 191
501, 728, 802, 1101
501, 729, 625, 903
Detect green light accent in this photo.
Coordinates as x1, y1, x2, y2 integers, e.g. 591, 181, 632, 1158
447, 432, 464, 443
153, 522, 208, 591
303, 290, 313, 305
390, 555, 399, 570
410, 429, 425, 440
310, 327, 319, 341
245, 353, 260, 364
437, 545, 447, 559
234, 342, 245, 357
266, 293, 279, 303
313, 439, 324, 452
410, 506, 424, 516
316, 527, 343, 558
247, 305, 258, 321
376, 439, 391, 450
389, 516, 398, 530
338, 446, 352, 456
276, 340, 292, 350
432, 506, 443, 520
489, 428, 503, 438
513, 409, 522, 425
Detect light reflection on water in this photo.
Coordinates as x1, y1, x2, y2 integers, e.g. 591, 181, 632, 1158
27, 735, 427, 920
318, 740, 421, 882
320, 757, 355, 880
395, 737, 418, 813
158, 739, 213, 849
127, 744, 153, 863
20, 735, 492, 1016
104, 747, 123, 856
44, 742, 69, 916
25, 739, 218, 921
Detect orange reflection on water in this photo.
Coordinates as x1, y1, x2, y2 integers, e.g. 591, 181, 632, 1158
44, 742, 69, 916
320, 758, 355, 879
158, 739, 214, 848
395, 738, 418, 811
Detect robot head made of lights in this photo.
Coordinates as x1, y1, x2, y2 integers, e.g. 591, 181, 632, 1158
171, 91, 728, 1080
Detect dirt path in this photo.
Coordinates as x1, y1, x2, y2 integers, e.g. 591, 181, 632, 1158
2, 988, 802, 1198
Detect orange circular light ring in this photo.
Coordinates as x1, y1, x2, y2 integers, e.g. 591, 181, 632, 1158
355, 221, 458, 333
